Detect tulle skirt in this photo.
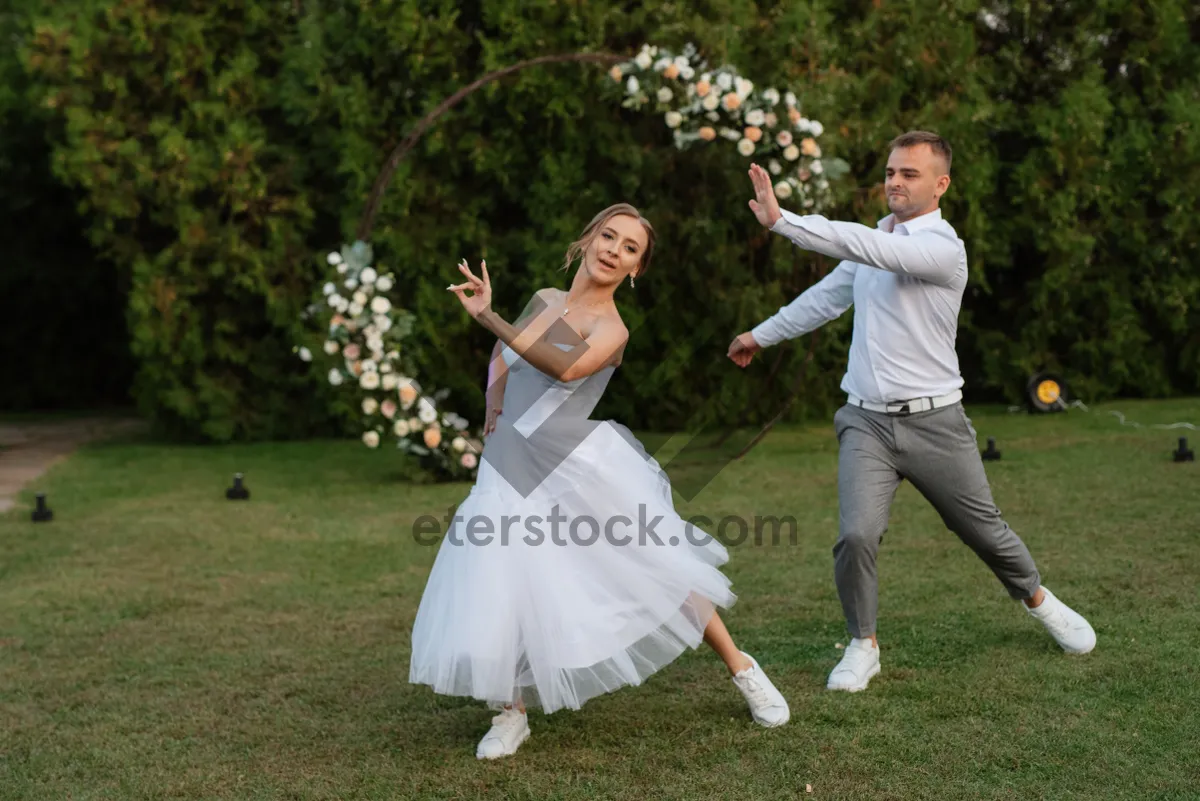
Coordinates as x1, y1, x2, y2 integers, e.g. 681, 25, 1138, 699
407, 416, 736, 714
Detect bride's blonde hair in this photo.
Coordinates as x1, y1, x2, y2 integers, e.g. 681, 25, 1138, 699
560, 203, 656, 277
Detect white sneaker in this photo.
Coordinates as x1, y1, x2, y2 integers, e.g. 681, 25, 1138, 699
826, 637, 880, 692
1025, 586, 1096, 654
731, 652, 790, 727
475, 707, 530, 760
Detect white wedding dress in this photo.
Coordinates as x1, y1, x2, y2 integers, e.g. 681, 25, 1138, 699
408, 342, 737, 713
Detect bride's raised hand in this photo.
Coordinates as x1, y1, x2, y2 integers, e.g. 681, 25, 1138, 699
447, 258, 492, 319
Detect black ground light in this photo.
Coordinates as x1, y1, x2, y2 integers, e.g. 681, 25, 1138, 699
981, 437, 1002, 461
1026, 372, 1068, 413
1173, 438, 1194, 463
31, 493, 53, 522
226, 473, 250, 500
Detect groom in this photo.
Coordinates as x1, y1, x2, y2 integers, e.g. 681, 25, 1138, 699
727, 131, 1096, 692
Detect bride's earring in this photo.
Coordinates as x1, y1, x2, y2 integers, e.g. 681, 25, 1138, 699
630, 273, 636, 288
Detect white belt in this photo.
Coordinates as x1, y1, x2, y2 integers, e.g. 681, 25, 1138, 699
847, 389, 963, 416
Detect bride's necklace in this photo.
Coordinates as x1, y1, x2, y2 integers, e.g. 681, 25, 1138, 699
560, 294, 610, 317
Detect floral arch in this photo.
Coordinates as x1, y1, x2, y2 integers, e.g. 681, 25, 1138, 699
297, 43, 850, 480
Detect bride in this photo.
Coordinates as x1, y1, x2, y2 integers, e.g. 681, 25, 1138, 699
408, 203, 789, 759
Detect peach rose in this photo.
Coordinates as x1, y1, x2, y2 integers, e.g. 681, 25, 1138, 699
381, 399, 397, 419
343, 343, 361, 360
423, 427, 442, 448
764, 112, 778, 128
694, 79, 711, 97
788, 107, 802, 124
461, 453, 478, 469
609, 65, 622, 82
698, 126, 717, 141
399, 384, 418, 407
801, 137, 821, 157
662, 63, 680, 79
721, 92, 741, 111
798, 168, 813, 182
330, 314, 345, 327
744, 126, 763, 143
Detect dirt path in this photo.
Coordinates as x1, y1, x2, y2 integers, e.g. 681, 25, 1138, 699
0, 418, 146, 513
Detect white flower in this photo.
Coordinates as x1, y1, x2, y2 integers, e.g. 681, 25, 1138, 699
382, 373, 398, 390
674, 55, 689, 68
407, 416, 422, 430
737, 138, 756, 156
370, 297, 391, 314
328, 369, 343, 386
653, 57, 671, 71
373, 315, 392, 332
635, 51, 652, 69
327, 251, 342, 266
720, 127, 742, 141
393, 419, 410, 437
327, 293, 343, 308
784, 144, 801, 161
784, 91, 797, 107
701, 94, 720, 111
769, 159, 782, 176
626, 76, 640, 94
360, 267, 377, 284
735, 77, 754, 98
776, 130, 794, 147
809, 120, 824, 137
706, 111, 720, 121
680, 66, 695, 80
352, 290, 368, 306
745, 109, 765, 126
336, 263, 348, 275
360, 371, 381, 390
367, 336, 384, 354
364, 324, 379, 338
362, 359, 378, 373
451, 436, 467, 453
716, 72, 733, 90
804, 197, 815, 208
298, 347, 312, 362
362, 431, 380, 448
665, 111, 684, 128
322, 282, 336, 296
774, 181, 793, 199
344, 278, 357, 290
797, 117, 812, 133
818, 178, 830, 191
453, 416, 469, 431
811, 159, 824, 175
379, 362, 392, 374
417, 397, 438, 424
657, 87, 673, 103
362, 397, 379, 415
323, 340, 339, 355
762, 88, 781, 105
375, 275, 394, 292
348, 302, 363, 316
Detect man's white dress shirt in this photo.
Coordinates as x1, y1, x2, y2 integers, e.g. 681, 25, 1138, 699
750, 207, 968, 405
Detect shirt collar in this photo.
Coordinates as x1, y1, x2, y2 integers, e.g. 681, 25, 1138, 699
877, 207, 943, 234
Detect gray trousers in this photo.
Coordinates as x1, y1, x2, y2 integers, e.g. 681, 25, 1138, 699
833, 402, 1041, 638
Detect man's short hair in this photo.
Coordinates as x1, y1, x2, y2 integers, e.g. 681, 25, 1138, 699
890, 131, 952, 173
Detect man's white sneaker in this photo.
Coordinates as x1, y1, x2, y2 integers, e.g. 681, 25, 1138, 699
475, 707, 530, 760
731, 652, 790, 727
1025, 586, 1096, 654
826, 637, 880, 692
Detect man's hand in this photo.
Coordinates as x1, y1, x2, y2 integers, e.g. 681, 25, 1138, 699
747, 163, 783, 229
727, 332, 762, 368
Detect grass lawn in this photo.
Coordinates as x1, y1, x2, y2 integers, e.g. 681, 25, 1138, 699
2, 399, 1198, 800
